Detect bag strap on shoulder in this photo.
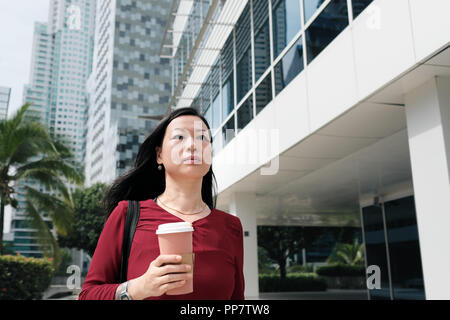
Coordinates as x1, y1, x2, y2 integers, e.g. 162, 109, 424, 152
119, 200, 140, 283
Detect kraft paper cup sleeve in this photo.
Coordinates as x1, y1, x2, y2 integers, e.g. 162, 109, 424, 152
180, 252, 194, 275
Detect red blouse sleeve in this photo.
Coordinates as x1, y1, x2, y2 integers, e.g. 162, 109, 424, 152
78, 201, 127, 300
230, 217, 245, 300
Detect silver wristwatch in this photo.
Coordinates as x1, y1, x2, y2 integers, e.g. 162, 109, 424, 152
119, 281, 132, 300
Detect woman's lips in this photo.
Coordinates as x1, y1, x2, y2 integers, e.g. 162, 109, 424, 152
183, 156, 201, 163
183, 156, 200, 161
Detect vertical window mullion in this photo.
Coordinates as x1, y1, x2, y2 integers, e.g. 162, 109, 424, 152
381, 201, 394, 300
347, 0, 354, 22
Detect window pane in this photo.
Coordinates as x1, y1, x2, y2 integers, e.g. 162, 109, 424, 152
254, 19, 271, 82
274, 36, 304, 95
352, 0, 374, 19
303, 0, 323, 23
237, 47, 253, 104
222, 114, 235, 147
222, 72, 234, 121
362, 205, 391, 300
237, 95, 253, 133
384, 196, 426, 300
272, 0, 302, 58
236, 3, 253, 104
305, 0, 349, 64
212, 92, 220, 130
211, 57, 221, 125
200, 76, 211, 116
221, 32, 234, 114
255, 73, 272, 115
253, 0, 271, 82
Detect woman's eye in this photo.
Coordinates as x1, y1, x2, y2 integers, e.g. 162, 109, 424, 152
174, 135, 183, 140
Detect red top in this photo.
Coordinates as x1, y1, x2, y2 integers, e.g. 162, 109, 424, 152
78, 198, 245, 300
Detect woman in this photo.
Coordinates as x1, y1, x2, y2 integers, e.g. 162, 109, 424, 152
78, 107, 245, 300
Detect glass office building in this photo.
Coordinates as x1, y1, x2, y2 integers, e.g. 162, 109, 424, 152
12, 0, 96, 258
160, 0, 450, 299
0, 86, 11, 121
84, 0, 172, 185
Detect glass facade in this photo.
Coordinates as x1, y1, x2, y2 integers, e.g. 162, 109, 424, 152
274, 36, 304, 95
362, 205, 391, 300
384, 196, 425, 300
236, 3, 253, 105
253, 0, 271, 82
272, 0, 302, 59
0, 86, 11, 121
361, 195, 425, 300
303, 0, 324, 23
178, 0, 374, 156
352, 0, 374, 19
255, 73, 273, 116
305, 0, 349, 64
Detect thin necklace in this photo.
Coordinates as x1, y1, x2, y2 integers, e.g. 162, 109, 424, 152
157, 196, 207, 215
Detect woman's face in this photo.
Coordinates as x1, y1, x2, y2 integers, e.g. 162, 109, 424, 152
156, 115, 212, 180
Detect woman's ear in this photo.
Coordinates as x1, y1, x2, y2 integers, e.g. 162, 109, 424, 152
155, 146, 161, 164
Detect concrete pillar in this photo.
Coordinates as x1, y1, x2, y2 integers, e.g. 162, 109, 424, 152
228, 192, 259, 299
404, 76, 450, 300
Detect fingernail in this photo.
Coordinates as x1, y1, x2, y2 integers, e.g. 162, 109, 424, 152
176, 255, 182, 260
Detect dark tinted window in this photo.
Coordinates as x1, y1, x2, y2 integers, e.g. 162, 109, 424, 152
222, 114, 235, 147
362, 205, 391, 300
274, 36, 304, 95
237, 95, 253, 133
255, 73, 272, 116
305, 0, 349, 64
272, 0, 302, 58
352, 0, 374, 19
253, 0, 271, 81
384, 196, 425, 300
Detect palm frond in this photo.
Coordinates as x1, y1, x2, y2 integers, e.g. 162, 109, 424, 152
24, 185, 74, 237
3, 122, 57, 166
23, 197, 62, 268
14, 156, 84, 186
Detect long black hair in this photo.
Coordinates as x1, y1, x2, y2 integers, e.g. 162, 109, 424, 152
102, 107, 218, 216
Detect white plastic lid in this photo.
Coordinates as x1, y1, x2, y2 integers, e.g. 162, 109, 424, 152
156, 221, 194, 235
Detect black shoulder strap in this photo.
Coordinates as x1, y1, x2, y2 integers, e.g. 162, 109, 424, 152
119, 200, 140, 283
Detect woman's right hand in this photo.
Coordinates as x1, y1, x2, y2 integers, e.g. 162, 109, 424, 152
128, 254, 192, 300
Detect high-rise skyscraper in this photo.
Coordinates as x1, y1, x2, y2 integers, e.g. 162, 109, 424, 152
12, 0, 96, 257
0, 86, 11, 121
85, 0, 171, 186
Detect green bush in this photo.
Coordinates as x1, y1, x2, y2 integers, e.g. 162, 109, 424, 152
316, 264, 365, 277
259, 273, 327, 292
0, 254, 55, 300
287, 264, 314, 273
54, 248, 72, 276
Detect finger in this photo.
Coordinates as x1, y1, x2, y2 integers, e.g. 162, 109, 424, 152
159, 272, 191, 285
161, 280, 186, 293
154, 254, 181, 268
156, 264, 191, 276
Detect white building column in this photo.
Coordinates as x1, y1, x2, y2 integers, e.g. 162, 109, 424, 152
404, 76, 450, 300
228, 192, 259, 299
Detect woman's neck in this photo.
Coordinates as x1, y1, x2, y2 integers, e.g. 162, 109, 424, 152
158, 176, 205, 212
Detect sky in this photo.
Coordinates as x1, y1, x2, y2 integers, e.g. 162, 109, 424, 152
0, 0, 50, 119
0, 0, 50, 233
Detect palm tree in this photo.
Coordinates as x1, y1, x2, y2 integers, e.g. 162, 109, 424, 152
326, 238, 365, 266
0, 103, 84, 267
